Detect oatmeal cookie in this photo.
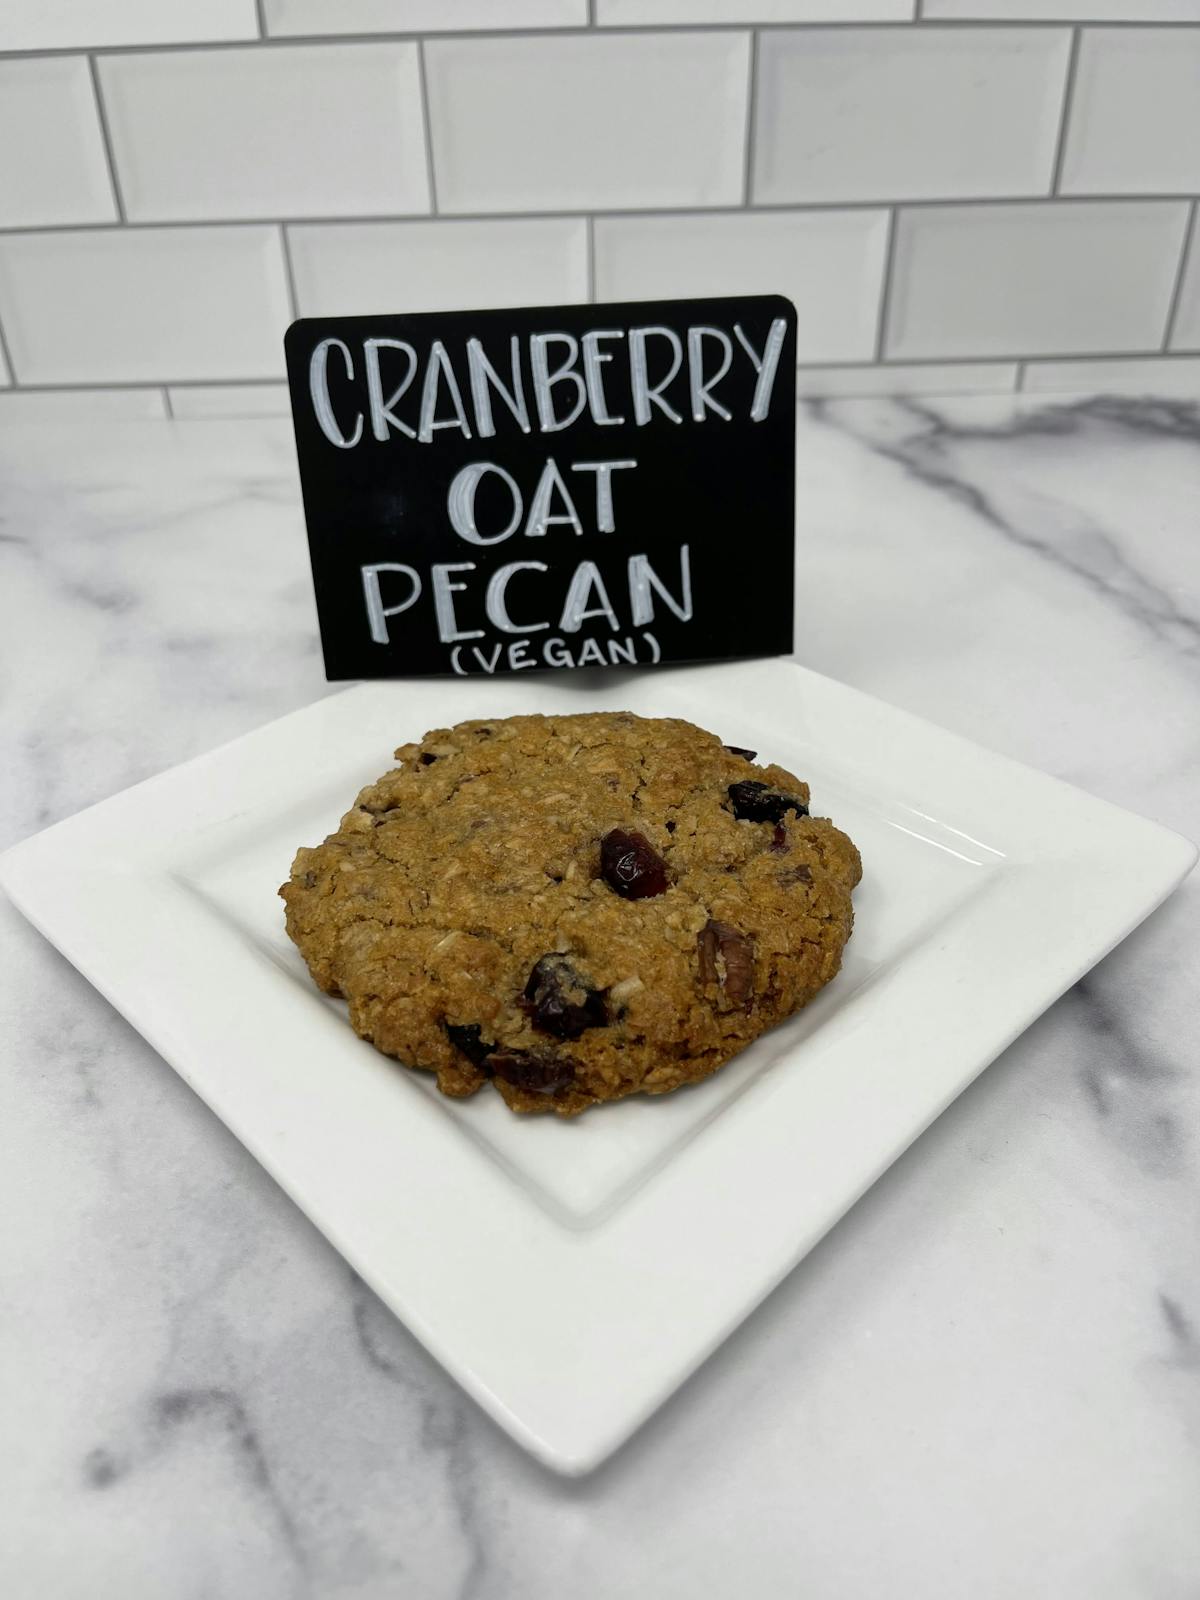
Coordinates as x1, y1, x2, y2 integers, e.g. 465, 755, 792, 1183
281, 712, 861, 1115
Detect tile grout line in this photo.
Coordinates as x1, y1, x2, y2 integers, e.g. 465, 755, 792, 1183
0, 306, 17, 387
415, 39, 440, 216
1, 196, 1195, 242
740, 30, 758, 208
6, 380, 289, 393
278, 224, 300, 320
1161, 199, 1197, 352
6, 360, 1193, 410
1049, 27, 1081, 196
795, 354, 1200, 371
0, 19, 1189, 57
585, 214, 595, 303
254, 0, 268, 39
87, 54, 127, 223
873, 208, 899, 364
7, 353, 1197, 399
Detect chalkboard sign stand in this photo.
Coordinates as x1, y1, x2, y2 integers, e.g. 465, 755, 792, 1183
284, 295, 797, 680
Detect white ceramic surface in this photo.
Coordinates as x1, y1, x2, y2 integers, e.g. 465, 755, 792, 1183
288, 218, 589, 320
99, 44, 430, 223
0, 0, 257, 51
0, 225, 291, 384
264, 0, 590, 32
1061, 28, 1200, 197
752, 26, 1069, 204
925, 0, 1200, 15
423, 31, 750, 214
887, 201, 1190, 359
0, 56, 116, 229
1023, 356, 1200, 394
166, 382, 291, 418
599, 1, 913, 18
2, 655, 1191, 1473
593, 210, 888, 363
795, 360, 1019, 396
1170, 208, 1200, 351
0, 386, 168, 418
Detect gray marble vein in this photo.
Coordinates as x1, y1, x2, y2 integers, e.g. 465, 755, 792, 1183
350, 1275, 490, 1599
1158, 1293, 1200, 1370
1070, 976, 1185, 1177
1, 401, 1198, 1600
807, 395, 1200, 661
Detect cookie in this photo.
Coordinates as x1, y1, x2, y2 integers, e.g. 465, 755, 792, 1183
280, 712, 862, 1116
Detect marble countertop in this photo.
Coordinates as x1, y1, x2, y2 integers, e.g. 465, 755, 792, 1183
2, 395, 1197, 1599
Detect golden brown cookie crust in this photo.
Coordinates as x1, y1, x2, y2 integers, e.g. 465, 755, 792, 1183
280, 711, 862, 1115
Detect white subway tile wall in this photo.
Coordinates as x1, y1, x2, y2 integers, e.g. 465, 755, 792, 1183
0, 227, 291, 383
1022, 356, 1200, 394
424, 32, 749, 213
594, 211, 888, 362
795, 362, 1018, 397
167, 384, 293, 418
887, 202, 1189, 359
0, 57, 116, 227
925, 3, 1200, 18
158, 359, 1033, 411
99, 45, 430, 221
1170, 208, 1200, 351
1060, 30, 1200, 197
0, 386, 167, 418
753, 28, 1070, 203
0, 5, 1196, 409
0, 1, 257, 51
598, 3, 914, 20
264, 1, 589, 31
289, 218, 588, 316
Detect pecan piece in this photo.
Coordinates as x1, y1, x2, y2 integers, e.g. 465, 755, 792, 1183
697, 919, 755, 1007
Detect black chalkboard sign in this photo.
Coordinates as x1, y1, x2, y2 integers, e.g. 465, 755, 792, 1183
284, 295, 796, 680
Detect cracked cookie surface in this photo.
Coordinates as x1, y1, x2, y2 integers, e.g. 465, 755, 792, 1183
280, 711, 862, 1115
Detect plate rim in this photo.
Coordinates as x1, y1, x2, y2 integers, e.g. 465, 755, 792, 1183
2, 660, 1194, 1474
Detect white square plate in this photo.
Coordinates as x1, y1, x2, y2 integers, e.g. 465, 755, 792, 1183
1, 660, 1193, 1474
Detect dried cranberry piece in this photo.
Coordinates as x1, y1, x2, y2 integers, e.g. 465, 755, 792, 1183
697, 919, 755, 1008
770, 822, 789, 852
724, 745, 758, 761
445, 1022, 492, 1067
487, 1049, 575, 1096
728, 780, 809, 825
522, 954, 608, 1039
600, 828, 669, 899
